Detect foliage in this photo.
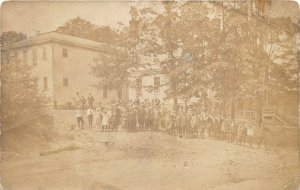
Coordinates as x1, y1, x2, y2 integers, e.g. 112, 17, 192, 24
132, 1, 298, 116
1, 31, 27, 46
1, 61, 50, 130
56, 17, 119, 44
56, 2, 298, 115
1, 32, 50, 130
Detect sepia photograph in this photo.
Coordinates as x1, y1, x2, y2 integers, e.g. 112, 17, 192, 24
0, 0, 299, 190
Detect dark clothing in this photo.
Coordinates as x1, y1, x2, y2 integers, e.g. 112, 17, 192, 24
87, 96, 95, 108
145, 109, 153, 129
88, 115, 93, 127
137, 108, 146, 129
113, 108, 121, 130
81, 98, 86, 109
77, 117, 84, 128
127, 109, 137, 131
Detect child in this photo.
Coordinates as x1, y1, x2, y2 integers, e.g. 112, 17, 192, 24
94, 108, 102, 132
247, 124, 254, 148
102, 109, 110, 132
76, 106, 84, 129
87, 106, 94, 127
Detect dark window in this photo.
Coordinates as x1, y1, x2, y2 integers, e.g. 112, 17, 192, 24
43, 47, 47, 60
32, 49, 37, 66
136, 78, 142, 96
43, 77, 48, 90
103, 87, 108, 98
62, 48, 68, 58
154, 76, 160, 93
63, 77, 68, 87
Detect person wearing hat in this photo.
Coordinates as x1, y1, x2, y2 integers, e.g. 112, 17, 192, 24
137, 105, 146, 130
112, 105, 121, 132
87, 93, 95, 108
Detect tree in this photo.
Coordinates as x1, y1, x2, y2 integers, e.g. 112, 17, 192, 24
91, 5, 161, 102
1, 31, 27, 46
90, 48, 130, 100
56, 17, 119, 44
139, 1, 298, 118
1, 31, 27, 64
1, 32, 50, 131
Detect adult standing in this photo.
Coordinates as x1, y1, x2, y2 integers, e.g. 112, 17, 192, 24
154, 106, 161, 131
112, 105, 121, 131
81, 96, 86, 109
128, 107, 137, 132
149, 107, 155, 130
256, 123, 268, 150
75, 92, 81, 107
191, 113, 198, 138
87, 93, 95, 108
107, 107, 113, 131
137, 105, 146, 130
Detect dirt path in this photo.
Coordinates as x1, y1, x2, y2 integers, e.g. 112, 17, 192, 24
1, 131, 299, 190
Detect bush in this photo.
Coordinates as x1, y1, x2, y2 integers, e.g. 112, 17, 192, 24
1, 61, 50, 131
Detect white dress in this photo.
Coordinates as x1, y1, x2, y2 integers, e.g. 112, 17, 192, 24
102, 113, 110, 126
247, 128, 254, 136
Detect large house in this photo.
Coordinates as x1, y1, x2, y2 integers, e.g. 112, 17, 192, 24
6, 31, 168, 107
7, 32, 123, 107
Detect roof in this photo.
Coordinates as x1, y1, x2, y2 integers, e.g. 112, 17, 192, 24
10, 31, 117, 53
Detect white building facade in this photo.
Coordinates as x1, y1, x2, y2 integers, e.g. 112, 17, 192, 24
10, 32, 123, 107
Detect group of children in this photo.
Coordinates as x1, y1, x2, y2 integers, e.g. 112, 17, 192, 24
75, 100, 268, 150
75, 105, 121, 132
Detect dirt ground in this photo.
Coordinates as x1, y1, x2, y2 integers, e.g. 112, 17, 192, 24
1, 127, 299, 190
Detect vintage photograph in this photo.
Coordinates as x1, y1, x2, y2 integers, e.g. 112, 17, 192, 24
1, 1, 299, 190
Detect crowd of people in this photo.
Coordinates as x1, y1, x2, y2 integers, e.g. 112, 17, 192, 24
74, 93, 268, 150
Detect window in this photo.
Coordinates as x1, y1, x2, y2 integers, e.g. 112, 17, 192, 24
103, 87, 108, 98
32, 49, 37, 66
63, 77, 68, 87
136, 78, 142, 96
154, 76, 160, 93
23, 50, 27, 63
43, 77, 48, 90
62, 48, 68, 58
43, 47, 47, 60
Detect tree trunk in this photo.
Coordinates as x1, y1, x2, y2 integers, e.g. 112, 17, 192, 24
117, 87, 122, 103
256, 96, 263, 127
184, 97, 188, 113
231, 97, 236, 120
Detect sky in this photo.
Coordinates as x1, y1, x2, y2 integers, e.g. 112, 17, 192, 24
1, 1, 133, 36
1, 0, 299, 37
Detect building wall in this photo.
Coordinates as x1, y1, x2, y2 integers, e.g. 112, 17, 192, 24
16, 44, 54, 97
51, 42, 117, 106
